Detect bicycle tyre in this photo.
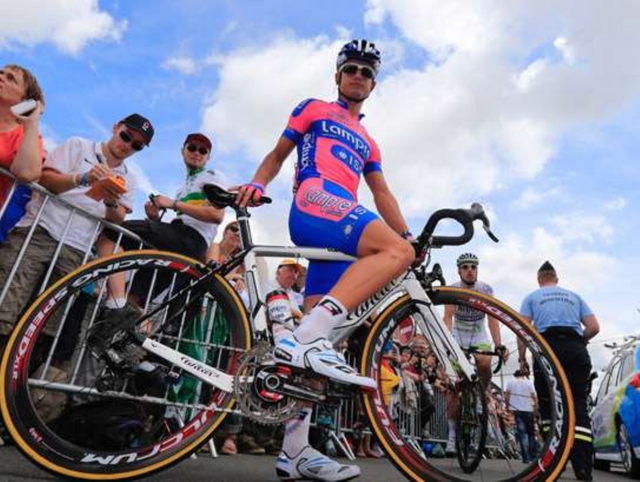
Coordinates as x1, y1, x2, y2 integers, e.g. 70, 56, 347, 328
455, 379, 488, 473
360, 287, 575, 482
0, 250, 251, 481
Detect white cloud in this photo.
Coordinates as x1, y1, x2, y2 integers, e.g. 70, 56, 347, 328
603, 196, 626, 210
513, 186, 561, 210
553, 36, 575, 64
0, 0, 127, 54
161, 56, 198, 75
550, 214, 614, 244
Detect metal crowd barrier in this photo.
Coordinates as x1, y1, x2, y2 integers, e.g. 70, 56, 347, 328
0, 167, 149, 311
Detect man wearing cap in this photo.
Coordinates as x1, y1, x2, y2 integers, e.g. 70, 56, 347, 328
519, 261, 600, 481
93, 133, 226, 322
266, 259, 305, 343
0, 113, 152, 342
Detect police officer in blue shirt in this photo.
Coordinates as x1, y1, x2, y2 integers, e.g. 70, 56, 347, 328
519, 261, 600, 481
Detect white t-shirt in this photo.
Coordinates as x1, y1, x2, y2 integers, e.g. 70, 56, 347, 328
174, 167, 227, 244
505, 377, 536, 412
18, 137, 138, 251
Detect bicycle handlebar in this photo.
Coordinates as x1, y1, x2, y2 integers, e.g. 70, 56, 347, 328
202, 183, 272, 209
416, 202, 499, 250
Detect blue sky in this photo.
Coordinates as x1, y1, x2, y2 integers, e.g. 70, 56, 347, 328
3, 0, 640, 372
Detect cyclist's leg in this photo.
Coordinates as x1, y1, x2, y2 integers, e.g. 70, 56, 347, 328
474, 343, 493, 386
278, 180, 411, 387
325, 219, 414, 310
278, 260, 360, 481
292, 219, 413, 343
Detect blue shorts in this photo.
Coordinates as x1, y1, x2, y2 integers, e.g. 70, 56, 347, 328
289, 178, 378, 296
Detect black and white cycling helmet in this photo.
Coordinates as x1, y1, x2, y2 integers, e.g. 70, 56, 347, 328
456, 252, 479, 267
336, 39, 382, 74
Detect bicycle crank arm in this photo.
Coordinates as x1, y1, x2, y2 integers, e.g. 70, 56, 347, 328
275, 381, 328, 404
142, 338, 234, 393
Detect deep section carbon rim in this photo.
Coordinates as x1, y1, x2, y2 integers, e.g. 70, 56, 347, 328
0, 250, 250, 480
361, 288, 574, 482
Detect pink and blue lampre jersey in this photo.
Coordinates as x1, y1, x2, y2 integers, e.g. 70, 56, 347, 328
283, 98, 382, 199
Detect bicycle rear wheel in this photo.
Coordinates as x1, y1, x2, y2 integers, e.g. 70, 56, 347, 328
0, 250, 251, 480
360, 287, 574, 482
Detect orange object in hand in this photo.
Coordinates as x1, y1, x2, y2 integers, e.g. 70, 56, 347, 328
85, 175, 127, 201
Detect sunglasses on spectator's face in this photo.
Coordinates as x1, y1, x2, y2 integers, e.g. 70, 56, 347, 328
186, 144, 209, 155
460, 264, 477, 270
340, 63, 375, 79
119, 130, 145, 151
226, 225, 239, 233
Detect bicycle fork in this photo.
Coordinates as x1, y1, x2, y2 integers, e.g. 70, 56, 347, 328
403, 279, 477, 382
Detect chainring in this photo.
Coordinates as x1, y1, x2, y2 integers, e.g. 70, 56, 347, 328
233, 342, 304, 425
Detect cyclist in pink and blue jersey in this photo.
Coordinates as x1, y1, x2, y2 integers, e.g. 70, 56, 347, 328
237, 40, 415, 481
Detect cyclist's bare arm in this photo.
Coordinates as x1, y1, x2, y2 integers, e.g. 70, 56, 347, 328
236, 136, 295, 207
443, 304, 454, 331
488, 314, 508, 353
365, 171, 411, 236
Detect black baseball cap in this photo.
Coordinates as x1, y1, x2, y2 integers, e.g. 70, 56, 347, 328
121, 113, 154, 145
184, 133, 212, 151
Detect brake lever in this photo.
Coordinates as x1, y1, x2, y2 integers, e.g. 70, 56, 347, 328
470, 203, 499, 243
482, 223, 499, 243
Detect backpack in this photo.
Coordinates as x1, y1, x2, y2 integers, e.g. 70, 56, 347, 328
51, 400, 163, 450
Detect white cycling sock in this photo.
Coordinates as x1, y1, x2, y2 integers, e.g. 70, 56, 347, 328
282, 407, 313, 456
293, 296, 348, 344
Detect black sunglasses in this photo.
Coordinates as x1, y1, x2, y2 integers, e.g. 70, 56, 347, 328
341, 64, 375, 80
460, 264, 477, 270
186, 143, 209, 155
226, 224, 239, 233
119, 130, 145, 151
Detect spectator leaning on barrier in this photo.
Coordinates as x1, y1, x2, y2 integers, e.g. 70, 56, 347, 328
0, 64, 46, 237
95, 132, 226, 320
0, 113, 151, 347
0, 64, 46, 202
518, 261, 600, 482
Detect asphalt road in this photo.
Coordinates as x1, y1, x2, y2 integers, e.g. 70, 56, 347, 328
0, 447, 632, 482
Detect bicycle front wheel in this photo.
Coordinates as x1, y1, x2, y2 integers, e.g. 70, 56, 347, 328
0, 250, 251, 480
456, 379, 488, 473
360, 288, 574, 482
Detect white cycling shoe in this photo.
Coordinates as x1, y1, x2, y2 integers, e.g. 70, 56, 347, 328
276, 446, 360, 481
273, 336, 376, 390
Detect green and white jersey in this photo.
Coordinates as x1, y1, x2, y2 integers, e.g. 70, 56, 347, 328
174, 167, 227, 244
450, 280, 494, 349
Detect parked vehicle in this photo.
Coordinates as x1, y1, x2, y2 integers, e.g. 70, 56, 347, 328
590, 335, 640, 478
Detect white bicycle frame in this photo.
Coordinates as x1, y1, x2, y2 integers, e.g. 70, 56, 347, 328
141, 212, 476, 396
